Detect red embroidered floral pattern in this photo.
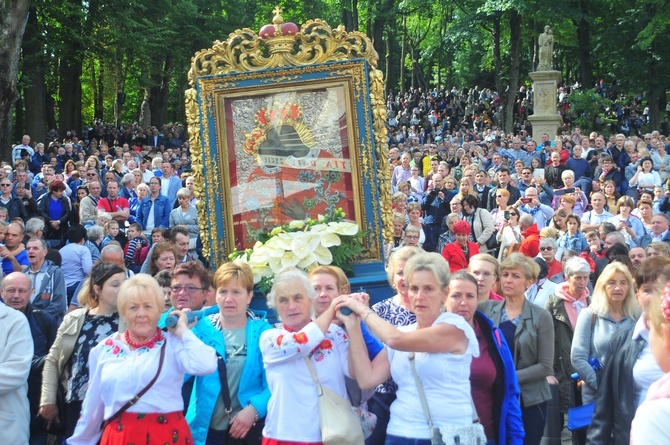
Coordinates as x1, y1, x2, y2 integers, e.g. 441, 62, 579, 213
293, 332, 308, 344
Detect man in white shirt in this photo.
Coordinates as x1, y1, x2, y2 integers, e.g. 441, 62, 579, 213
581, 192, 614, 231
12, 135, 34, 162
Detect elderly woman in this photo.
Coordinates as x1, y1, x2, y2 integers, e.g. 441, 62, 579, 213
544, 257, 591, 426
340, 252, 481, 444
445, 271, 524, 445
539, 237, 563, 280
170, 187, 199, 250
260, 267, 354, 444
606, 196, 646, 247
39, 263, 126, 437
442, 220, 479, 273
68, 274, 217, 444
129, 182, 149, 226
85, 224, 104, 263
436, 212, 460, 254
187, 262, 272, 445
405, 201, 426, 246
588, 257, 669, 444
480, 253, 555, 445
391, 192, 408, 223
367, 246, 421, 444
462, 194, 496, 254
148, 242, 178, 276
551, 170, 589, 215
571, 262, 640, 404
37, 180, 71, 247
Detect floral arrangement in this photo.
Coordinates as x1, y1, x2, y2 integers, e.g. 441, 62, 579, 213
229, 208, 365, 293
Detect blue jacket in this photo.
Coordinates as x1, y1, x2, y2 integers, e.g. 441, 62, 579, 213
473, 311, 524, 445
158, 311, 272, 445
137, 195, 171, 230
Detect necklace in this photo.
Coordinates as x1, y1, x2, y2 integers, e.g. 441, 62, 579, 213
125, 328, 163, 349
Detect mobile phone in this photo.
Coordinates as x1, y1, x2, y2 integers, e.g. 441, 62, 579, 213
504, 210, 510, 220
521, 198, 532, 204
564, 188, 575, 194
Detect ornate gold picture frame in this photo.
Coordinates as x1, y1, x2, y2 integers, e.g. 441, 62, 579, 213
186, 12, 392, 268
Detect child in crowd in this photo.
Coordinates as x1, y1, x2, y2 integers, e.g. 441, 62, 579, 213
124, 222, 148, 273
101, 220, 119, 248
556, 213, 589, 258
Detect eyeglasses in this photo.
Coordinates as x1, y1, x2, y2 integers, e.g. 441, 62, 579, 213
0, 184, 11, 187
87, 173, 96, 176
540, 247, 554, 251
3, 288, 30, 296
171, 285, 205, 294
496, 195, 505, 198
405, 235, 420, 240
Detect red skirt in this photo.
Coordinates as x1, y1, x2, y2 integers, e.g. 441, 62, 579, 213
100, 411, 193, 445
262, 438, 323, 445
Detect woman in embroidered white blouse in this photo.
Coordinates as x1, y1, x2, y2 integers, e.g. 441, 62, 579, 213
339, 252, 480, 444
68, 274, 217, 445
260, 267, 352, 444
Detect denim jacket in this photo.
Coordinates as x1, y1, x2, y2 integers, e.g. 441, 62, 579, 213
137, 195, 170, 230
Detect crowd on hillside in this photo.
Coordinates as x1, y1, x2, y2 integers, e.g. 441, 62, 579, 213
2, 82, 670, 445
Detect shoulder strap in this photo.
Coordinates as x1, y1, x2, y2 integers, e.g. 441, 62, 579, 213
102, 340, 166, 429
408, 352, 433, 428
216, 353, 232, 415
304, 356, 324, 396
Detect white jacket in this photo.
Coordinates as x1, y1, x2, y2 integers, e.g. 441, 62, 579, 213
0, 303, 33, 444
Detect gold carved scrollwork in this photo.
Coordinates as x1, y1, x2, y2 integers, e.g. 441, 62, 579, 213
369, 69, 393, 244
185, 88, 210, 258
187, 19, 379, 86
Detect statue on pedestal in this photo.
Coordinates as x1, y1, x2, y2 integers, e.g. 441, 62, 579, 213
537, 25, 554, 71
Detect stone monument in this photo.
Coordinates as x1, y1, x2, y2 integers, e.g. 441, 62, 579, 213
528, 26, 563, 140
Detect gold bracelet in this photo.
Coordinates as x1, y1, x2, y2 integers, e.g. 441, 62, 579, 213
362, 310, 374, 322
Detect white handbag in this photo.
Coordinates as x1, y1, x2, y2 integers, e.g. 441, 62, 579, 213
305, 357, 365, 445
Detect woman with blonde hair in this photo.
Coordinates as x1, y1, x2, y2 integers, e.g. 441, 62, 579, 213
366, 246, 421, 444
39, 263, 127, 438
456, 176, 478, 201
481, 253, 555, 445
68, 274, 217, 445
571, 263, 640, 403
646, 241, 670, 258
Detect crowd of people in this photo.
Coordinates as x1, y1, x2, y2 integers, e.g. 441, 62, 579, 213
2, 82, 670, 445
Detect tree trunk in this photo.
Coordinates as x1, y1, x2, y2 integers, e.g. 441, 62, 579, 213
0, 0, 30, 159
504, 11, 522, 134
399, 16, 406, 93
492, 15, 504, 104
149, 53, 172, 129
22, 5, 47, 144
58, 59, 83, 136
95, 62, 104, 119
576, 2, 592, 89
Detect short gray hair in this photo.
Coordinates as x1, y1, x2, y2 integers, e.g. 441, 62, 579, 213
564, 257, 590, 277
176, 187, 191, 199
540, 237, 557, 249
25, 217, 45, 235
267, 267, 316, 312
404, 252, 451, 289
121, 173, 135, 187
87, 225, 104, 241
404, 225, 421, 236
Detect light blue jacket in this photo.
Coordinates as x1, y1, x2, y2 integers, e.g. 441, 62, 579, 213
170, 313, 272, 445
